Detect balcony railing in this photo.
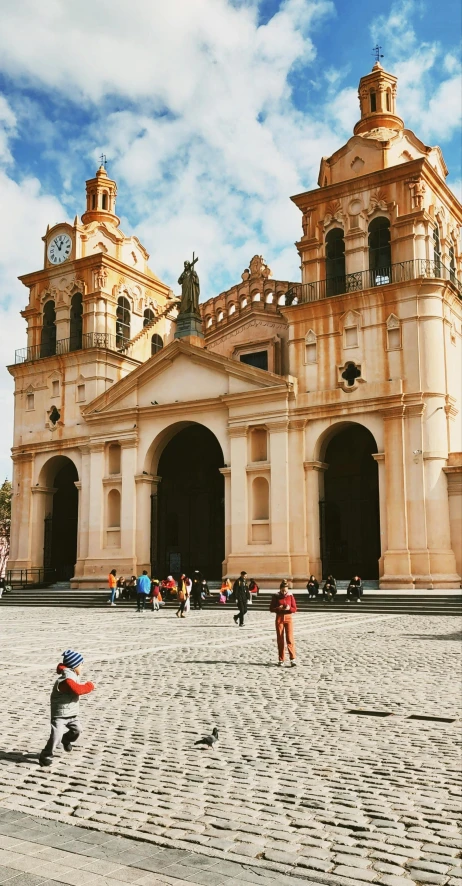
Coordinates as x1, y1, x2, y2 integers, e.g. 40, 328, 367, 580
285, 259, 462, 305
15, 331, 120, 365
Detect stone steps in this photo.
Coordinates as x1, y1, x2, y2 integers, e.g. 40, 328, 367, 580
1, 589, 461, 615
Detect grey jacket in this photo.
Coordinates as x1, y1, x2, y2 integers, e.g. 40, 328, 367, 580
50, 666, 91, 718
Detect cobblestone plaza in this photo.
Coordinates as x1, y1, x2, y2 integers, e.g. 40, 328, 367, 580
0, 605, 460, 886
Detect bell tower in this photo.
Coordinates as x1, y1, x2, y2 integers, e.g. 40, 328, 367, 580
81, 165, 119, 226
354, 61, 404, 136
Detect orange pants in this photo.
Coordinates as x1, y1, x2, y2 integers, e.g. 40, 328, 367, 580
275, 614, 296, 661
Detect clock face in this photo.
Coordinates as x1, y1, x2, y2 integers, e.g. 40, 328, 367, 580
48, 233, 72, 265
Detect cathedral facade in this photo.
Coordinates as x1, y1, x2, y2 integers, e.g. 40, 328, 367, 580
7, 63, 462, 588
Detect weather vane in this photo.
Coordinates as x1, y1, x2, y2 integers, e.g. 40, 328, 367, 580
372, 44, 384, 63
99, 153, 107, 169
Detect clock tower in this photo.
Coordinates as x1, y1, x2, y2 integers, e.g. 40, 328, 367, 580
7, 166, 176, 582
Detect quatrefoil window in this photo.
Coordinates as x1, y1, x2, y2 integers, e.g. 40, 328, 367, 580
342, 363, 361, 387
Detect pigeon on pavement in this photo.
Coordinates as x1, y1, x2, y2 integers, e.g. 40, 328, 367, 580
194, 727, 219, 749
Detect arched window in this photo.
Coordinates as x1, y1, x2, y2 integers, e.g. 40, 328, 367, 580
386, 90, 391, 112
433, 225, 441, 276
116, 296, 130, 346
370, 90, 377, 112
91, 194, 96, 210
325, 228, 346, 296
69, 293, 83, 351
41, 300, 57, 358
143, 308, 154, 327
108, 443, 121, 475
151, 334, 163, 356
369, 217, 391, 284
107, 489, 121, 528
102, 193, 108, 210
252, 476, 269, 521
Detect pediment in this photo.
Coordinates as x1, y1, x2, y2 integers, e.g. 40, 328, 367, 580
82, 340, 287, 416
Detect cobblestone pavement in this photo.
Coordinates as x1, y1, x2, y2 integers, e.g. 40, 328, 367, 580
0, 606, 461, 886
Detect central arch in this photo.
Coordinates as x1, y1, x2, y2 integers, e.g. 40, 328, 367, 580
320, 424, 380, 579
40, 456, 79, 581
153, 425, 225, 580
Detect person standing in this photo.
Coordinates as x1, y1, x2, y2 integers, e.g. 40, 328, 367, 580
270, 580, 297, 666
233, 571, 249, 627
306, 575, 319, 600
176, 574, 188, 618
191, 571, 203, 610
136, 570, 151, 614
108, 569, 117, 606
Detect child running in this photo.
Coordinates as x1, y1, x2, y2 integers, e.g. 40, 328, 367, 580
39, 649, 95, 767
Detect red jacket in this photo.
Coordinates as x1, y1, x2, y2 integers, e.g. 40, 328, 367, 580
270, 593, 297, 615
56, 663, 94, 696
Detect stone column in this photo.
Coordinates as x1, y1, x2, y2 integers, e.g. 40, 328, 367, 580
381, 408, 413, 587
269, 420, 291, 576
87, 443, 105, 561
135, 473, 160, 574
8, 453, 33, 569
74, 444, 90, 576
228, 427, 247, 556
120, 441, 137, 572
303, 461, 326, 579
288, 421, 309, 583
372, 453, 387, 577
219, 467, 231, 573
423, 454, 459, 586
30, 486, 55, 570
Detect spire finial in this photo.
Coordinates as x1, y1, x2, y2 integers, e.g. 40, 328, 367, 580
99, 153, 107, 169
372, 44, 384, 65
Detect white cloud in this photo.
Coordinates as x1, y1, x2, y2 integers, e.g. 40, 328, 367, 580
371, 0, 462, 145
0, 97, 66, 478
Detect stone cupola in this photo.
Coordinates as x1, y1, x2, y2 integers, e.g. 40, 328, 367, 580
354, 61, 404, 136
81, 165, 120, 226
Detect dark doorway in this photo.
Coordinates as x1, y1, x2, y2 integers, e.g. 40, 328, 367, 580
155, 425, 225, 580
320, 425, 380, 579
44, 460, 79, 580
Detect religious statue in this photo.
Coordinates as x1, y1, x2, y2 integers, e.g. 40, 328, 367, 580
178, 254, 200, 315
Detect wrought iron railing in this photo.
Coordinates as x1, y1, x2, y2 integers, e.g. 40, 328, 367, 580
285, 259, 462, 305
15, 331, 120, 364
6, 567, 57, 588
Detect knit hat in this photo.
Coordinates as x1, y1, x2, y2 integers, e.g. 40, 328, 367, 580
62, 649, 84, 669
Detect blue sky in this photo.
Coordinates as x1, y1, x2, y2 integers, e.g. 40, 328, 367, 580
0, 0, 460, 478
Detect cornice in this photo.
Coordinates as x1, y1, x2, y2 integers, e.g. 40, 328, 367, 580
18, 253, 172, 296
11, 436, 89, 457
304, 460, 328, 472
245, 462, 271, 474
228, 425, 248, 438
134, 473, 161, 484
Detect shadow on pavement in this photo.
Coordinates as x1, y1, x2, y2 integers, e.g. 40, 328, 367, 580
406, 632, 462, 641
0, 751, 39, 763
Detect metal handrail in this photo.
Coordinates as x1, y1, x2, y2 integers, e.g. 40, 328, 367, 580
15, 331, 120, 364
285, 259, 462, 305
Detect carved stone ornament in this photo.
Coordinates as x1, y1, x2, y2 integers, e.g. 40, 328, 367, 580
408, 178, 426, 210
94, 267, 108, 290
302, 208, 313, 237
249, 255, 271, 279
40, 277, 85, 304
367, 188, 388, 216
323, 200, 343, 228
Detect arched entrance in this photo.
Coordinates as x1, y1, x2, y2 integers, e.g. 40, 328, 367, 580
320, 425, 380, 579
43, 458, 79, 581
153, 425, 225, 580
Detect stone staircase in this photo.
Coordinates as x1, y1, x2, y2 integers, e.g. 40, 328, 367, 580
1, 588, 461, 615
